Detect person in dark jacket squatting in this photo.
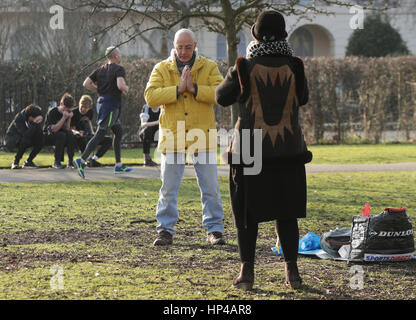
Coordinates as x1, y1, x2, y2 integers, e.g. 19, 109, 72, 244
43, 93, 77, 169
139, 104, 160, 166
70, 95, 112, 167
215, 10, 312, 290
5, 104, 44, 169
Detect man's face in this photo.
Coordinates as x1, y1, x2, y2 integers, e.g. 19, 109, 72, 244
115, 52, 122, 64
174, 32, 196, 63
79, 104, 92, 115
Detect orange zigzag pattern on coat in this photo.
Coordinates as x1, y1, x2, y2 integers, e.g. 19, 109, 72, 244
246, 64, 298, 147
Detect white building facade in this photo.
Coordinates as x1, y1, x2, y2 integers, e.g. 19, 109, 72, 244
1, 1, 415, 61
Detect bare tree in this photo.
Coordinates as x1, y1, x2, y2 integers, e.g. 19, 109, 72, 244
0, 21, 11, 61
0, 0, 26, 60
59, 0, 401, 125
0, 0, 116, 102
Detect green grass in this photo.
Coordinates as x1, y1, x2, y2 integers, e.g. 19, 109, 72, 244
308, 144, 416, 164
0, 172, 415, 300
1, 144, 415, 168
0, 148, 146, 168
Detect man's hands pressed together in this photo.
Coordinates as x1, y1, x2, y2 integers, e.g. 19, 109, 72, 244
178, 65, 195, 95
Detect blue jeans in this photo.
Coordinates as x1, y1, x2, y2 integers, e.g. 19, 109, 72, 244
156, 152, 224, 235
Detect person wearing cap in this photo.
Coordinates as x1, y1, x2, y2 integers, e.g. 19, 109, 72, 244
144, 28, 225, 246
4, 104, 44, 169
74, 46, 132, 178
216, 10, 311, 290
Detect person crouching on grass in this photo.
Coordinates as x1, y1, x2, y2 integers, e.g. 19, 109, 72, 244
139, 103, 160, 167
43, 93, 77, 169
5, 104, 44, 169
70, 95, 112, 167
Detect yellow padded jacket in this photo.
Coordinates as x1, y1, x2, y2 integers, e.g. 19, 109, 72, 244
144, 54, 223, 153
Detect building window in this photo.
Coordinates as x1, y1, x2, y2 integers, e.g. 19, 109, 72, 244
216, 34, 226, 60
10, 26, 42, 60
217, 31, 247, 60
147, 30, 174, 58
289, 26, 314, 57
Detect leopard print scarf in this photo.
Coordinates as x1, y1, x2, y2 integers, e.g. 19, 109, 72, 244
246, 40, 294, 59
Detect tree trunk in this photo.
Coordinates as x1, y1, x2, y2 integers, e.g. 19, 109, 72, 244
221, 0, 240, 128
225, 27, 240, 127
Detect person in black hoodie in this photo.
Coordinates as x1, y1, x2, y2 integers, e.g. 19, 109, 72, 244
5, 104, 44, 169
43, 93, 77, 169
215, 10, 311, 291
139, 103, 160, 166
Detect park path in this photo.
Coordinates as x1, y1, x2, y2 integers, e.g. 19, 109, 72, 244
0, 162, 416, 183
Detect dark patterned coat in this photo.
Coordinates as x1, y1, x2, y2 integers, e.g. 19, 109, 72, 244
215, 54, 312, 228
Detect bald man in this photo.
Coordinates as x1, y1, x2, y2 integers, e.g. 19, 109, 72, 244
145, 29, 225, 246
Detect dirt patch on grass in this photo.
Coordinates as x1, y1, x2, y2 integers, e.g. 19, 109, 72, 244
1, 227, 415, 300
0, 228, 142, 246
0, 227, 147, 271
0, 226, 236, 271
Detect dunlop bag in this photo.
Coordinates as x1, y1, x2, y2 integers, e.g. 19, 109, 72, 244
350, 207, 415, 261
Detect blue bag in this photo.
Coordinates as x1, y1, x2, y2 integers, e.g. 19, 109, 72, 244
272, 232, 322, 256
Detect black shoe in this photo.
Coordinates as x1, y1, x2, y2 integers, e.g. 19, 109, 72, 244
153, 231, 173, 246
52, 162, 66, 169
67, 160, 75, 169
23, 160, 39, 169
144, 159, 158, 167
87, 159, 103, 167
11, 162, 20, 169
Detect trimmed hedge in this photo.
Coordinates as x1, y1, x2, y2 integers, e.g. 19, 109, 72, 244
301, 56, 416, 144
1, 56, 415, 144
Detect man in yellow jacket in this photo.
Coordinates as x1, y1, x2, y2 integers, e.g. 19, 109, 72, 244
145, 28, 225, 246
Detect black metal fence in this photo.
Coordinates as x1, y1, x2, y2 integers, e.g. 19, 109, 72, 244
1, 56, 416, 146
